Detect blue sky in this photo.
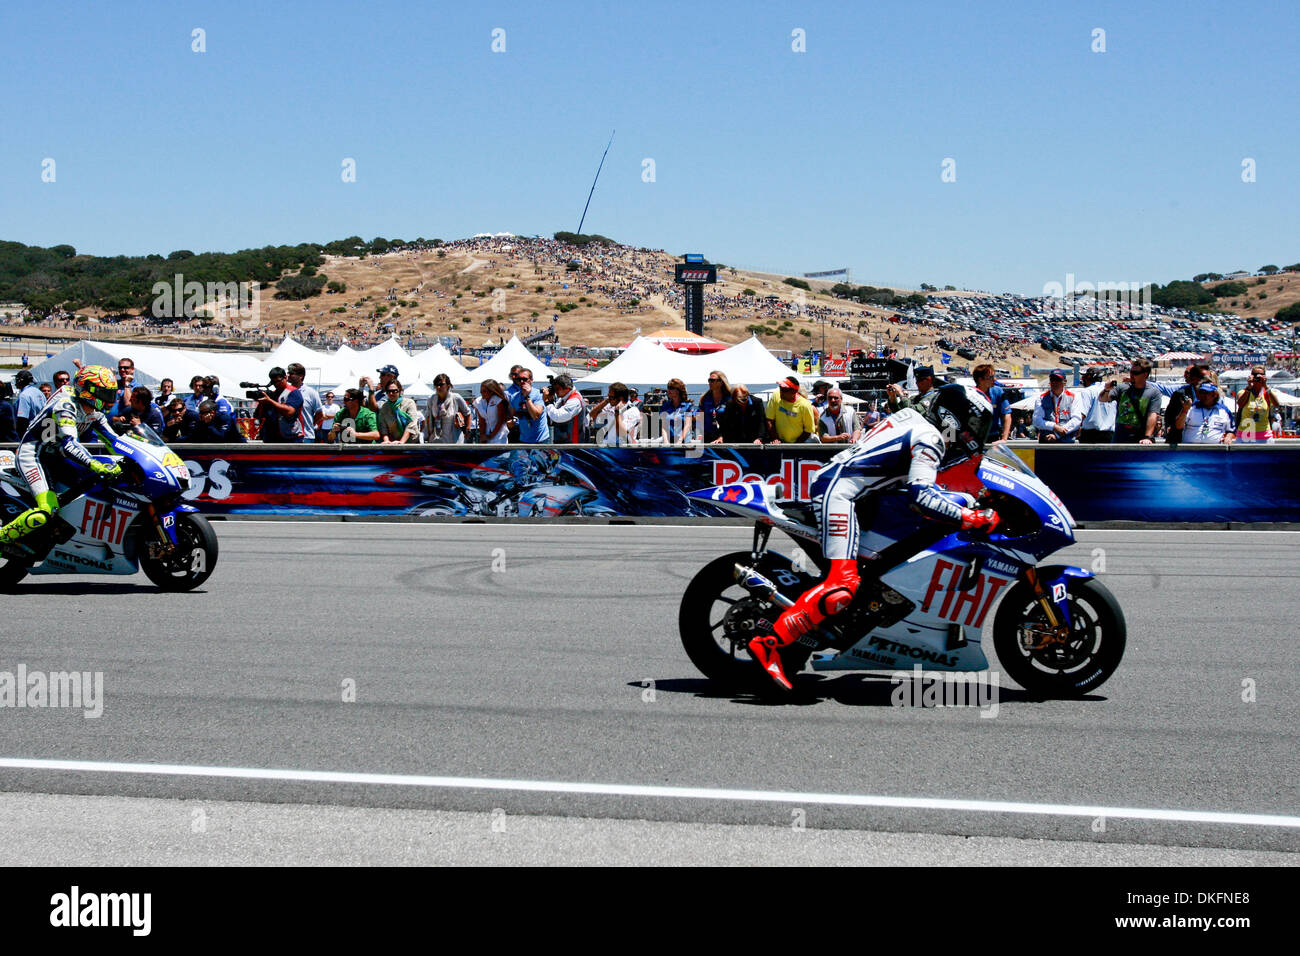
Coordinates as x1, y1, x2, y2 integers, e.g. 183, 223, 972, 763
1, 0, 1295, 294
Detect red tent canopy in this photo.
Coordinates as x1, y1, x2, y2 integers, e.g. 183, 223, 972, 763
630, 331, 730, 354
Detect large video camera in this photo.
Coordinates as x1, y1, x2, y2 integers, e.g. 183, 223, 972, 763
240, 381, 277, 400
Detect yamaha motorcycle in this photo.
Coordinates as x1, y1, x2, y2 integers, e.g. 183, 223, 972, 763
679, 445, 1125, 698
0, 425, 218, 591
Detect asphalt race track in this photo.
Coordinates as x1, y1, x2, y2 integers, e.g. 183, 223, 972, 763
1, 522, 1297, 864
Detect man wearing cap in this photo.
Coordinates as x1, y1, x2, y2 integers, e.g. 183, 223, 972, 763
1177, 381, 1235, 445
363, 365, 400, 413
1032, 370, 1083, 443
765, 376, 818, 444
885, 366, 937, 415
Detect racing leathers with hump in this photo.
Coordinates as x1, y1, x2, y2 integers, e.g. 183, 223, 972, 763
0, 366, 123, 550
748, 383, 1000, 691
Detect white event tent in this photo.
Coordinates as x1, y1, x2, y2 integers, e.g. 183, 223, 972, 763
29, 341, 265, 397
580, 335, 798, 393
453, 336, 551, 387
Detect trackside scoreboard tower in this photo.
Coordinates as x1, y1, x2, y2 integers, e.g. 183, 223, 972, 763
674, 253, 717, 336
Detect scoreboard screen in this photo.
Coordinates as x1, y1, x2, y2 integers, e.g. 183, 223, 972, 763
674, 264, 717, 283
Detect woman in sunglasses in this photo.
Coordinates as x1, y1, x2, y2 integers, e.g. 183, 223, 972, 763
376, 381, 419, 444
697, 371, 730, 443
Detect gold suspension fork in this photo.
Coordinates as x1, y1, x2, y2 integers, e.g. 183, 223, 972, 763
1023, 566, 1069, 643
144, 504, 172, 552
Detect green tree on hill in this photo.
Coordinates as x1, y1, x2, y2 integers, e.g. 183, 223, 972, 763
275, 274, 327, 300
554, 231, 616, 247
1211, 281, 1249, 299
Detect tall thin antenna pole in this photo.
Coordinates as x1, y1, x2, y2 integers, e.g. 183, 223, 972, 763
577, 130, 615, 236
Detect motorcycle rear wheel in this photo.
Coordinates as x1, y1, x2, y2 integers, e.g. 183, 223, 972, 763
991, 575, 1125, 697
138, 514, 219, 592
678, 551, 810, 692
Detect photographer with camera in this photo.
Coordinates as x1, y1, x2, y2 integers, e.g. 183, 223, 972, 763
248, 367, 307, 443
543, 373, 586, 443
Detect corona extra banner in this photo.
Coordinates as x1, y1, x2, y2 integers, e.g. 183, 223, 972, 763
155, 443, 1300, 522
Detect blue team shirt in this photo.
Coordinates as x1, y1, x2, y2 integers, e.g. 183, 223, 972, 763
508, 384, 551, 443
16, 384, 47, 421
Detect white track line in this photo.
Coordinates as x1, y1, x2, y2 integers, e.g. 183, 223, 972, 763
220, 521, 1300, 534
1, 757, 1296, 828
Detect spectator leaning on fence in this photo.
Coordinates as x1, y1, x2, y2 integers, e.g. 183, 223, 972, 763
329, 388, 380, 443
817, 388, 859, 443
1032, 369, 1083, 443
475, 379, 510, 443
1179, 381, 1235, 445
1159, 363, 1209, 445
163, 397, 196, 443
425, 373, 470, 443
119, 385, 164, 433
766, 375, 817, 444
377, 380, 419, 444
714, 384, 767, 444
697, 371, 731, 443
659, 378, 696, 444
1100, 357, 1162, 445
1234, 365, 1282, 443
543, 373, 586, 444
193, 400, 246, 442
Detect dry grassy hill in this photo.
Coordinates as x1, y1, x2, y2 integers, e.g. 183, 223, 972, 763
1204, 272, 1300, 320
240, 244, 1059, 369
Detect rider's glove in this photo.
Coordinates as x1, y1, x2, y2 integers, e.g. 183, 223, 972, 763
91, 461, 123, 481
960, 507, 1000, 533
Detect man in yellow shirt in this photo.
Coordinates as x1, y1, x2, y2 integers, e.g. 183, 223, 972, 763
765, 376, 818, 443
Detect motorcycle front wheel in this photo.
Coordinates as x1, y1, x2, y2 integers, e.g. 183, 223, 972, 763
991, 574, 1125, 697
138, 513, 219, 592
